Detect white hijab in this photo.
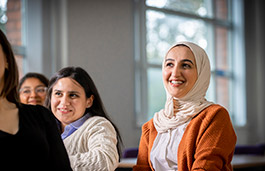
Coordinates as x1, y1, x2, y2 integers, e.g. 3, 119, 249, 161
153, 41, 213, 133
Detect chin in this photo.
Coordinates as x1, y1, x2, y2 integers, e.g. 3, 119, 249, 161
28, 103, 37, 105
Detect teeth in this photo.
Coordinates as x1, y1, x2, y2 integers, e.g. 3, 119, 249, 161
60, 109, 69, 112
171, 80, 183, 84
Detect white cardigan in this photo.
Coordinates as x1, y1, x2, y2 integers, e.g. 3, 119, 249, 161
63, 116, 119, 171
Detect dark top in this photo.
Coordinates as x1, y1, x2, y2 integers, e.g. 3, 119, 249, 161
0, 104, 72, 171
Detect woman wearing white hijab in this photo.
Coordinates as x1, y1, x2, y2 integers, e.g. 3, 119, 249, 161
133, 42, 237, 171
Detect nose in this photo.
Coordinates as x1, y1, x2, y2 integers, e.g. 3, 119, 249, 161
60, 96, 70, 106
29, 90, 37, 97
171, 65, 181, 77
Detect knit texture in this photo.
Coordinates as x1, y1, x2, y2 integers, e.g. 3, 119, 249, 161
133, 104, 237, 171
64, 116, 119, 171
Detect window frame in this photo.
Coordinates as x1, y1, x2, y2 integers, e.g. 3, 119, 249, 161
4, 0, 27, 78
134, 0, 246, 127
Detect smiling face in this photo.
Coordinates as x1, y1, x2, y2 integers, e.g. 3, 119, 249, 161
19, 78, 47, 105
163, 45, 198, 98
51, 77, 94, 130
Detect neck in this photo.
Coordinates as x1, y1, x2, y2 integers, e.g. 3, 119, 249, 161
0, 97, 16, 111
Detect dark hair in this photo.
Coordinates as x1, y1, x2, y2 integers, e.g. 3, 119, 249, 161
0, 29, 19, 105
45, 66, 123, 159
18, 72, 49, 90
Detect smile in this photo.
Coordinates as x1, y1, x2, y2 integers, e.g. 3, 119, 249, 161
170, 80, 184, 87
171, 80, 184, 84
58, 108, 72, 113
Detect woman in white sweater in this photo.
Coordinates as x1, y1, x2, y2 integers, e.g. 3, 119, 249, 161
45, 67, 122, 171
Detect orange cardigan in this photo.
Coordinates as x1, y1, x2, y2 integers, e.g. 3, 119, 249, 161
133, 104, 237, 171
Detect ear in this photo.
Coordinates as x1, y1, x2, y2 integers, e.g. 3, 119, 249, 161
5, 63, 8, 69
86, 95, 94, 108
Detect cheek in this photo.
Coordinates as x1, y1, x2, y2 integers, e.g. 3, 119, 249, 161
162, 70, 170, 81
40, 94, 47, 100
73, 101, 87, 114
19, 95, 28, 103
51, 98, 59, 113
191, 70, 198, 82
74, 101, 84, 111
187, 71, 198, 86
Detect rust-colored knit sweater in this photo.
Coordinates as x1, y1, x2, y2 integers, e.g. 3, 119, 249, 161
133, 104, 237, 171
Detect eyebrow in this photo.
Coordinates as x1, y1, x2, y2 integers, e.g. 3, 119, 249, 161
35, 85, 46, 88
68, 91, 80, 94
182, 59, 194, 65
53, 89, 80, 94
21, 86, 31, 89
165, 58, 194, 65
21, 85, 45, 89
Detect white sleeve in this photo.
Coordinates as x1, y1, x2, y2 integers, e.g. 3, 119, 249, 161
64, 116, 119, 171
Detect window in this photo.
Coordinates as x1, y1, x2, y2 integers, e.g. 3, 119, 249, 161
0, 0, 25, 79
134, 0, 245, 127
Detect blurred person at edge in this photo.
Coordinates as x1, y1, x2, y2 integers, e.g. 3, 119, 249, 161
0, 29, 72, 170
133, 41, 237, 171
19, 72, 49, 106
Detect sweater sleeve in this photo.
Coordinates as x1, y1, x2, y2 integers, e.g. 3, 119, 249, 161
191, 107, 237, 171
65, 117, 119, 171
133, 120, 153, 171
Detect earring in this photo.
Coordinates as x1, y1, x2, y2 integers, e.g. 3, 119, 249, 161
5, 63, 8, 70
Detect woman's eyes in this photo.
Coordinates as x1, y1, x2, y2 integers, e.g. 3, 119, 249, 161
165, 62, 192, 69
165, 62, 174, 67
53, 92, 79, 98
182, 63, 192, 69
54, 92, 62, 96
69, 94, 79, 98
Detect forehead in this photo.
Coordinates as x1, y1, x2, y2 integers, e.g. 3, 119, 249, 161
166, 45, 196, 62
21, 78, 45, 87
53, 77, 83, 90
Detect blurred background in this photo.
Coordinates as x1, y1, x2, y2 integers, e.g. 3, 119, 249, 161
1, 0, 264, 151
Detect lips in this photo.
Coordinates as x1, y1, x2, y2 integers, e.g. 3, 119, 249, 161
170, 79, 185, 87
171, 80, 184, 84
28, 100, 40, 105
58, 108, 72, 114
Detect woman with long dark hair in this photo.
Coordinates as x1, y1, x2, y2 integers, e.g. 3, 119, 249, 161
0, 29, 72, 170
45, 66, 122, 171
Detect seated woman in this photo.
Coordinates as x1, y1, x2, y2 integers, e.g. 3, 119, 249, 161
0, 28, 72, 170
45, 66, 122, 171
19, 72, 49, 106
133, 41, 237, 171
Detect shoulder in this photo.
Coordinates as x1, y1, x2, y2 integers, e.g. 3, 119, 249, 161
85, 116, 112, 126
19, 103, 51, 114
205, 104, 228, 113
81, 116, 116, 133
141, 118, 157, 138
184, 104, 236, 140
188, 104, 233, 133
194, 104, 230, 122
19, 104, 55, 122
142, 119, 154, 131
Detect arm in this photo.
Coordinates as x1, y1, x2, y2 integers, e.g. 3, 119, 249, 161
133, 121, 153, 171
191, 107, 237, 170
67, 117, 119, 171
